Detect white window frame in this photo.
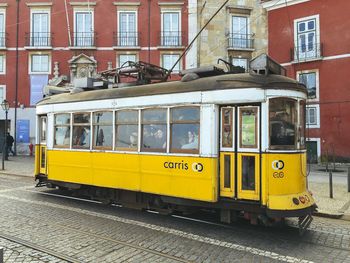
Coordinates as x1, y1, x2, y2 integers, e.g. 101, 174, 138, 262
117, 54, 137, 67
29, 53, 51, 74
0, 85, 6, 103
230, 15, 250, 49
0, 54, 5, 74
232, 57, 248, 72
117, 10, 138, 46
297, 69, 319, 101
293, 14, 320, 61
0, 9, 6, 47
73, 8, 94, 46
161, 54, 181, 72
306, 104, 320, 129
161, 9, 181, 46
30, 8, 51, 47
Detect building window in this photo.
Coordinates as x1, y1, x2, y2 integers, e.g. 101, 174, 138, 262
30, 11, 50, 46
0, 86, 5, 103
161, 11, 181, 46
230, 16, 252, 49
0, 12, 5, 47
0, 54, 4, 73
30, 54, 49, 73
297, 70, 318, 100
162, 54, 180, 72
74, 11, 94, 46
232, 58, 248, 72
294, 15, 320, 60
306, 105, 320, 128
118, 54, 136, 67
118, 11, 137, 46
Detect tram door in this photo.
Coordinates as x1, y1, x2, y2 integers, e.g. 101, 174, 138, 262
38, 116, 47, 174
219, 106, 260, 201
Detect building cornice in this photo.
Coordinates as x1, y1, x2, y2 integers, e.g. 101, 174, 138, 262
113, 2, 140, 6
26, 2, 53, 7
261, 0, 310, 11
70, 2, 96, 6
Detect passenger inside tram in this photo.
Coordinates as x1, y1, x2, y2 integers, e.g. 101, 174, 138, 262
181, 130, 198, 150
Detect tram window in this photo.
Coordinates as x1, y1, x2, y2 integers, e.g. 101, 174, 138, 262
222, 108, 233, 148
40, 117, 47, 143
269, 98, 297, 149
240, 107, 258, 148
242, 156, 255, 191
72, 113, 90, 149
54, 114, 70, 147
93, 112, 113, 149
170, 107, 199, 153
141, 109, 167, 152
116, 110, 138, 150
299, 100, 306, 149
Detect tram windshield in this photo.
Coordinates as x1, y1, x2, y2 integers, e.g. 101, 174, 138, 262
269, 98, 297, 149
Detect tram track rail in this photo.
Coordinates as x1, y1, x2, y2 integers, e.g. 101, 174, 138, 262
27, 188, 350, 253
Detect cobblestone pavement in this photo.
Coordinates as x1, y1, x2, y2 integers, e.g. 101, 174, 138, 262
0, 174, 349, 263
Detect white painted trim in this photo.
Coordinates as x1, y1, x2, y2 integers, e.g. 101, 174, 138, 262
28, 52, 51, 75
158, 2, 184, 6
306, 137, 321, 160
26, 2, 53, 7
296, 69, 319, 102
117, 10, 138, 46
30, 8, 51, 44
0, 85, 6, 102
0, 4, 8, 7
70, 2, 96, 6
262, 0, 310, 11
293, 14, 320, 61
0, 53, 5, 74
73, 7, 94, 39
113, 2, 140, 6
306, 104, 320, 129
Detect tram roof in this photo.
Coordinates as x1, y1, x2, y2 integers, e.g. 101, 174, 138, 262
37, 73, 306, 106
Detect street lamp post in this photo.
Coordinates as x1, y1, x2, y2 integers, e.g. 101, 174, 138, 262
1, 100, 9, 170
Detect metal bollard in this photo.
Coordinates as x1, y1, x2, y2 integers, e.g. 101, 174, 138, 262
348, 167, 350, 193
329, 170, 333, 198
0, 247, 3, 263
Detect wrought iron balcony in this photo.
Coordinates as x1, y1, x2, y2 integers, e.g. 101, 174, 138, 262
73, 31, 96, 47
291, 42, 323, 61
228, 33, 254, 49
25, 32, 52, 47
160, 31, 183, 47
114, 32, 139, 47
0, 32, 6, 47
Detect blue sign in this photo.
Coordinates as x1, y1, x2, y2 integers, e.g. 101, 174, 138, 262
30, 74, 48, 105
16, 119, 30, 143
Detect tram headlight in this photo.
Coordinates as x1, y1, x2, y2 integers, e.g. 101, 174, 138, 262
292, 197, 300, 205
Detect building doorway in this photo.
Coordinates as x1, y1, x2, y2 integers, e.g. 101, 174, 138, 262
0, 119, 11, 153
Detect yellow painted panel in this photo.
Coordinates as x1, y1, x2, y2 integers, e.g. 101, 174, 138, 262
219, 153, 235, 198
39, 146, 47, 174
34, 145, 40, 176
47, 150, 218, 202
268, 190, 315, 210
237, 153, 260, 201
266, 153, 307, 196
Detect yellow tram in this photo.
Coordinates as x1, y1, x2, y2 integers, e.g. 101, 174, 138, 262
35, 56, 316, 232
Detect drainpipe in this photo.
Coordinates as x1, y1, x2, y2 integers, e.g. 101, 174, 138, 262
148, 0, 151, 63
64, 0, 72, 46
14, 0, 20, 155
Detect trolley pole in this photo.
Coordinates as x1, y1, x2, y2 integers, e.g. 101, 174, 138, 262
347, 167, 350, 193
329, 170, 333, 198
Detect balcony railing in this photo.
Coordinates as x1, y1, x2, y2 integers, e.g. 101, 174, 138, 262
25, 32, 52, 47
291, 42, 323, 61
0, 32, 6, 47
73, 31, 96, 47
228, 33, 254, 49
114, 32, 139, 47
160, 31, 183, 47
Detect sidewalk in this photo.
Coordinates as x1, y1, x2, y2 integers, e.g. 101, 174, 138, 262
0, 156, 349, 220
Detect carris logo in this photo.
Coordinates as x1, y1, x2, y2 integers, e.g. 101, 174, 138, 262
192, 162, 203, 172
272, 160, 284, 170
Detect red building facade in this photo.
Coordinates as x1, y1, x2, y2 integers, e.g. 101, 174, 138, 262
0, 0, 188, 153
262, 0, 350, 162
